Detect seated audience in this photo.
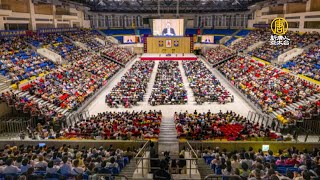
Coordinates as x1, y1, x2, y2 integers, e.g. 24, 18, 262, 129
60, 110, 162, 140
182, 60, 233, 104
282, 43, 320, 81
250, 31, 320, 62
0, 144, 134, 178
218, 56, 320, 118
0, 36, 55, 83
204, 46, 236, 65
202, 146, 320, 179
149, 61, 187, 105
106, 61, 155, 108
101, 46, 135, 64
175, 110, 284, 141
229, 29, 271, 52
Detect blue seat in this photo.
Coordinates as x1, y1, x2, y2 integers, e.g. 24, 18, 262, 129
111, 167, 120, 175
123, 157, 129, 165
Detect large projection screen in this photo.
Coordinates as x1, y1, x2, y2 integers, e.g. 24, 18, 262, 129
153, 19, 184, 36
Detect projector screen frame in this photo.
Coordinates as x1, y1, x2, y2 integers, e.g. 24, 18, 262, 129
152, 19, 184, 36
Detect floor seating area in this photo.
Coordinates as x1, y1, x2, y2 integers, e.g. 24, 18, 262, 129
0, 144, 134, 179
203, 46, 236, 65
175, 110, 284, 141
0, 37, 55, 83
105, 61, 155, 108
282, 42, 320, 81
149, 61, 187, 106
217, 56, 320, 116
250, 31, 320, 62
61, 110, 162, 140
182, 60, 232, 104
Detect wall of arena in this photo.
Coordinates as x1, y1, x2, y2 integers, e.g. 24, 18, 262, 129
248, 0, 320, 32
0, 0, 90, 30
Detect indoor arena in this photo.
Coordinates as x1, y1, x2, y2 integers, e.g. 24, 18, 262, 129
0, 0, 319, 179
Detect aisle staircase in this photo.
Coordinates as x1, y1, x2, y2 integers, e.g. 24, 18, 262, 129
271, 93, 320, 119
142, 61, 159, 105
178, 61, 195, 105
158, 115, 179, 156
198, 158, 214, 180
12, 90, 71, 118
0, 75, 10, 92
119, 159, 136, 180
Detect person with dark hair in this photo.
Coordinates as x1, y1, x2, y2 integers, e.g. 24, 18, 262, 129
3, 158, 20, 174
59, 156, 71, 175
46, 161, 59, 174
177, 154, 186, 174
71, 159, 84, 176
153, 160, 172, 180
240, 162, 250, 178
20, 159, 31, 174
223, 160, 234, 175
106, 157, 119, 168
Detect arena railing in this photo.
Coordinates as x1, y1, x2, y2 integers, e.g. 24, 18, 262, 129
204, 174, 242, 180
0, 117, 36, 136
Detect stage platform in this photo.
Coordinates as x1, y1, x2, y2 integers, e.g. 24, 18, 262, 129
140, 53, 197, 61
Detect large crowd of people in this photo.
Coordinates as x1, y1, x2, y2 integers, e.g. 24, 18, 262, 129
149, 61, 187, 105
282, 43, 320, 81
281, 99, 320, 124
182, 60, 233, 104
202, 146, 320, 179
100, 46, 135, 65
0, 37, 55, 84
1, 90, 66, 129
23, 55, 121, 111
175, 110, 285, 141
64, 30, 107, 51
250, 31, 320, 62
228, 29, 271, 52
59, 110, 162, 140
26, 33, 90, 62
0, 144, 135, 179
105, 61, 155, 108
217, 56, 320, 115
203, 46, 236, 65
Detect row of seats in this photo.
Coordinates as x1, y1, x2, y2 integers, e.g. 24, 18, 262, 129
105, 61, 155, 108
217, 56, 320, 123
175, 110, 283, 141
250, 31, 320, 62
0, 37, 55, 83
282, 42, 320, 81
61, 110, 162, 140
182, 60, 232, 104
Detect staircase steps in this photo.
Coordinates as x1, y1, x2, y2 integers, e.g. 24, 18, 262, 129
197, 158, 214, 180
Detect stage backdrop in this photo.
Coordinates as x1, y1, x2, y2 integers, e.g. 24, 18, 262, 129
146, 37, 192, 53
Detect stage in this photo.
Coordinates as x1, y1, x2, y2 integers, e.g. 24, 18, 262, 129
140, 53, 197, 61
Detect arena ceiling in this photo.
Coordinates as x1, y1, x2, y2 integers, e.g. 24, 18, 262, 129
65, 0, 266, 13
